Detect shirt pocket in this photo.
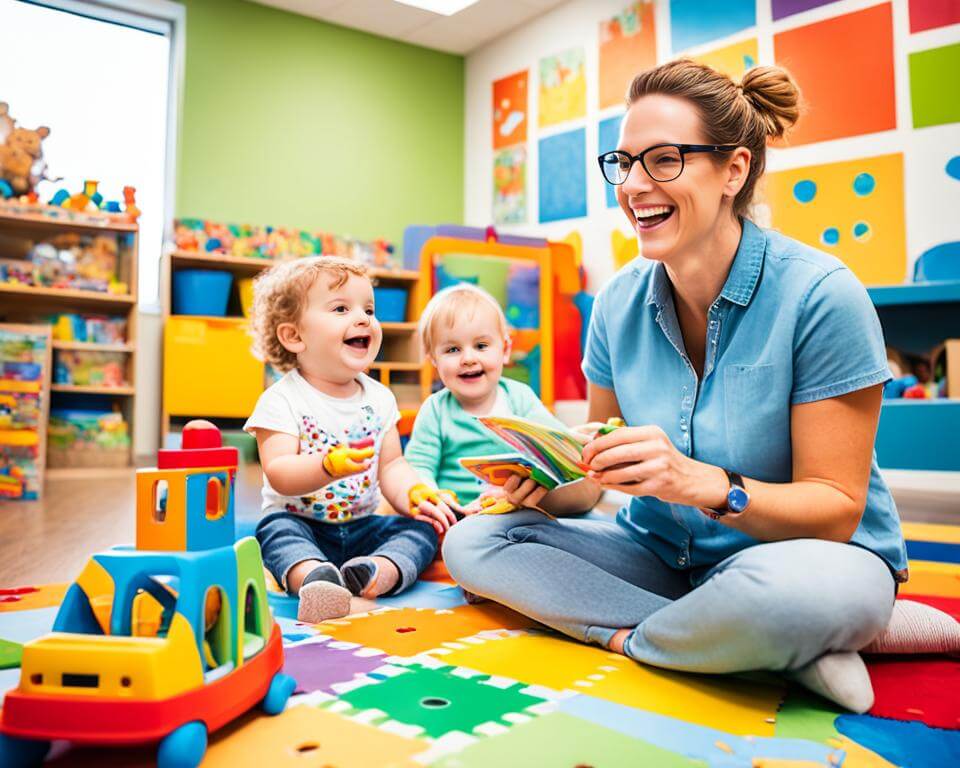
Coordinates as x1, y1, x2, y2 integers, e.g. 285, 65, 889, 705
723, 364, 786, 473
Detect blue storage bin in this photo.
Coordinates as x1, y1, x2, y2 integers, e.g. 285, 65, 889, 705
374, 286, 408, 322
173, 269, 233, 317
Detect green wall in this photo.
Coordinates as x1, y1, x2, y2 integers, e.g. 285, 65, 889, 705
176, 0, 464, 254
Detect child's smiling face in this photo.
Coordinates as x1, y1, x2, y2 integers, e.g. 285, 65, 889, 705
281, 273, 382, 383
430, 301, 511, 410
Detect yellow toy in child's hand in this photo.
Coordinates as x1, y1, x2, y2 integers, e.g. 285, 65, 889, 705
322, 443, 374, 477
408, 483, 458, 515
477, 495, 556, 519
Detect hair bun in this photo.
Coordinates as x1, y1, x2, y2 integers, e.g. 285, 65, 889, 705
739, 65, 800, 139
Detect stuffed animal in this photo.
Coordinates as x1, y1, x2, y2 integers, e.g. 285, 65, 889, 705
0, 102, 52, 196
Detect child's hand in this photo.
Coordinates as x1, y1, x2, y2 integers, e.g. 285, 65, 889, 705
459, 486, 507, 515
502, 473, 548, 510
322, 443, 374, 478
407, 484, 457, 534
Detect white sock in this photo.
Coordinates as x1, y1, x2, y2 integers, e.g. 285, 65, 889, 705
862, 599, 960, 655
789, 651, 874, 714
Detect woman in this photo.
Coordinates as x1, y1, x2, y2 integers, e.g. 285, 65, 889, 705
442, 59, 908, 713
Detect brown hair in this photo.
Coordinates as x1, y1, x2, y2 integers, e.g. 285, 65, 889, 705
250, 255, 369, 372
627, 59, 800, 218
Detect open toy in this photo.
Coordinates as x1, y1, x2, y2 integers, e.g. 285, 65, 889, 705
0, 420, 295, 768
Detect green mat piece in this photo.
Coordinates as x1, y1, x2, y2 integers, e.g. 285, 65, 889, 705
339, 664, 545, 739
0, 638, 23, 670
775, 687, 843, 743
435, 712, 705, 768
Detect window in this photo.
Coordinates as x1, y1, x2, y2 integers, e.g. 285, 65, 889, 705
0, 0, 184, 309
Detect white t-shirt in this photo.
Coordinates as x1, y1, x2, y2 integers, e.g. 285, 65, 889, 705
243, 370, 399, 523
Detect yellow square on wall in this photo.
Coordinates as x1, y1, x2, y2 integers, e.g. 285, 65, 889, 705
763, 153, 907, 286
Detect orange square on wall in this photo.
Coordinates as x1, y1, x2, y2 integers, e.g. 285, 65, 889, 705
774, 3, 896, 146
598, 2, 657, 110
493, 70, 528, 150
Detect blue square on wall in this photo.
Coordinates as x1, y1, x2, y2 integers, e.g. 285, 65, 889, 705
669, 0, 755, 53
598, 114, 623, 209
538, 127, 587, 223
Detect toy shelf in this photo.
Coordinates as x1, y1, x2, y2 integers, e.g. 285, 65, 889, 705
161, 248, 425, 446
871, 280, 960, 475
0, 209, 139, 479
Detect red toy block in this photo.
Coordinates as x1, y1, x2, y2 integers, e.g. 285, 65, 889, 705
182, 419, 222, 449
157, 447, 238, 470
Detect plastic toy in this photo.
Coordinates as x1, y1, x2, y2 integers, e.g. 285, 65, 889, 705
123, 186, 140, 222
408, 483, 458, 515
322, 441, 375, 478
0, 420, 295, 768
598, 417, 625, 435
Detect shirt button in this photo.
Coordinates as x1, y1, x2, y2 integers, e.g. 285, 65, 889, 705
677, 554, 688, 567
709, 320, 717, 328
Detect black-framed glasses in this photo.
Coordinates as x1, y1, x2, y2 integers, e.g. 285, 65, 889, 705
598, 143, 738, 184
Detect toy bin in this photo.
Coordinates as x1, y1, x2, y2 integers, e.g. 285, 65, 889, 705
164, 316, 264, 417
238, 277, 255, 318
374, 286, 408, 322
173, 269, 234, 316
47, 409, 131, 468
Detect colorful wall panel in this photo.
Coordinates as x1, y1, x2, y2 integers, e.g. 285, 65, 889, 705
598, 2, 657, 110
765, 154, 907, 285
493, 146, 527, 225
538, 48, 586, 128
493, 71, 528, 150
691, 38, 758, 80
539, 128, 587, 223
909, 43, 960, 129
669, 0, 755, 53
773, 4, 896, 146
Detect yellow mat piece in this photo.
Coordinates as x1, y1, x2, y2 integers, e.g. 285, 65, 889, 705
0, 583, 68, 613
901, 522, 960, 544
833, 736, 898, 768
899, 560, 960, 598
314, 604, 538, 656
438, 632, 783, 737
203, 703, 425, 768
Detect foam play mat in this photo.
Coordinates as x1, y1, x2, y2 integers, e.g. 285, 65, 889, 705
1, 521, 958, 767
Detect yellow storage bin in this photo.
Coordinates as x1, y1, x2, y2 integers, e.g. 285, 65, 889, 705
164, 316, 264, 417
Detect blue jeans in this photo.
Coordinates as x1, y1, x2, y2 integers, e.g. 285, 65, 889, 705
442, 510, 895, 673
257, 512, 438, 595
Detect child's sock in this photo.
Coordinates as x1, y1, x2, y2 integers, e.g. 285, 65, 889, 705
788, 651, 874, 714
341, 556, 400, 598
300, 562, 346, 590
861, 599, 960, 655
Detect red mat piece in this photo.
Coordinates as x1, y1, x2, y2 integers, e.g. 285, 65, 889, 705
867, 656, 960, 730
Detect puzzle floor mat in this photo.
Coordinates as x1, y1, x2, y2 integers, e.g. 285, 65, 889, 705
1, 521, 958, 767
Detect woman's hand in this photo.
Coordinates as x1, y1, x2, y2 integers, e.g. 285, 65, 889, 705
501, 474, 549, 510
581, 425, 727, 508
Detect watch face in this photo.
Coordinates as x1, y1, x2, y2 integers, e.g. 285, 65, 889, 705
728, 486, 749, 513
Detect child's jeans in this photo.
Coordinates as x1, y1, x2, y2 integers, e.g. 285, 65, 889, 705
257, 511, 438, 595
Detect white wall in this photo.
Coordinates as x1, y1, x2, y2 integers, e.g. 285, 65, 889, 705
464, 0, 960, 292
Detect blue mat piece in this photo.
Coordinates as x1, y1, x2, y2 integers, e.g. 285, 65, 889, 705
905, 539, 960, 564
0, 607, 58, 644
562, 694, 835, 766
375, 580, 467, 609
836, 715, 960, 767
267, 591, 301, 620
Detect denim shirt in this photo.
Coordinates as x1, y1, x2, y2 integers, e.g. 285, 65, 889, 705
583, 219, 908, 580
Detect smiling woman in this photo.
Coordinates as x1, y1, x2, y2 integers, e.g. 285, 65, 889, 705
442, 58, 917, 716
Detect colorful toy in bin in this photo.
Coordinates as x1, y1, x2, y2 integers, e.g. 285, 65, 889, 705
0, 420, 295, 768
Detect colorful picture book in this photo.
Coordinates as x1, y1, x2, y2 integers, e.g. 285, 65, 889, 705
459, 415, 588, 491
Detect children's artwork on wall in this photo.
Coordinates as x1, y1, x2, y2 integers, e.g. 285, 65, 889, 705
668, 0, 755, 54
538, 128, 587, 223
771, 0, 841, 21
773, 4, 896, 146
909, 43, 960, 129
0, 324, 51, 501
598, 2, 657, 110
493, 146, 527, 225
691, 38, 758, 80
492, 70, 528, 150
598, 114, 623, 209
909, 0, 960, 32
764, 153, 906, 286
538, 48, 586, 128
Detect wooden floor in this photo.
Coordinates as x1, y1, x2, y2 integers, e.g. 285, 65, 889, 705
0, 463, 957, 587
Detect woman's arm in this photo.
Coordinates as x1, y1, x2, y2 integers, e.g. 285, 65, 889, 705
583, 384, 883, 543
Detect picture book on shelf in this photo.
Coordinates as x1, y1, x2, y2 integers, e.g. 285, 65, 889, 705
459, 415, 588, 491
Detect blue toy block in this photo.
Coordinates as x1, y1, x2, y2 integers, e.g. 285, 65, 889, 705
185, 471, 236, 552
49, 189, 69, 206
0, 180, 13, 199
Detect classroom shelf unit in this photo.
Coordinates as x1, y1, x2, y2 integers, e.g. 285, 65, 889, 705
869, 280, 960, 473
160, 249, 426, 445
0, 209, 139, 478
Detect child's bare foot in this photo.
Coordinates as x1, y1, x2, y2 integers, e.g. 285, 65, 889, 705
608, 628, 631, 655
297, 581, 351, 622
341, 556, 400, 598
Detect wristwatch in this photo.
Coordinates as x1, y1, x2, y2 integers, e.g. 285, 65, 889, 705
709, 469, 749, 517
